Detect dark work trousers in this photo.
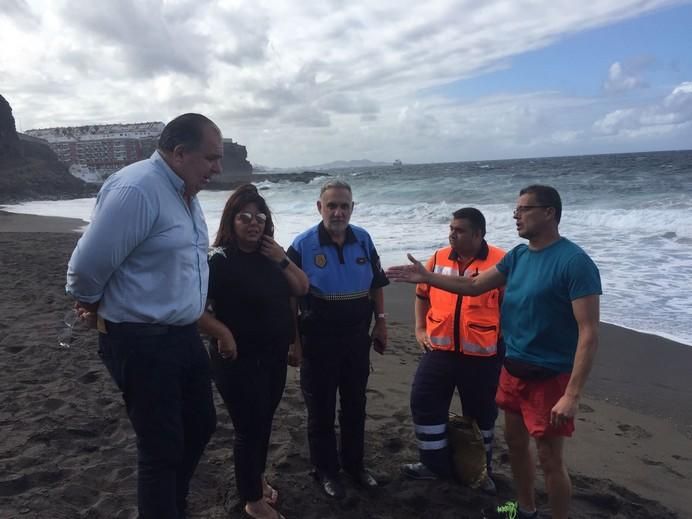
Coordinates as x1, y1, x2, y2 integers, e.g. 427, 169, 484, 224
300, 326, 371, 476
410, 348, 503, 477
209, 348, 287, 503
98, 324, 217, 519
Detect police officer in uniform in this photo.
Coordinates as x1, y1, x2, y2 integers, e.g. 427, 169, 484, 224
287, 179, 388, 499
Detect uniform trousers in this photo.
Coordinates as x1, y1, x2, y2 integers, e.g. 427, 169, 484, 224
411, 348, 503, 477
300, 325, 371, 476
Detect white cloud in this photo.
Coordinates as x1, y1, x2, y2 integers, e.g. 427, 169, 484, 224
604, 62, 645, 93
0, 0, 688, 165
594, 81, 692, 137
0, 0, 39, 28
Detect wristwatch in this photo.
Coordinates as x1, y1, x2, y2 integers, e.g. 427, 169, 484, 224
375, 313, 387, 320
279, 257, 290, 270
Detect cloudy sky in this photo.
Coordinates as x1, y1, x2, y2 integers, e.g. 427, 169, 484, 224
1, 0, 691, 167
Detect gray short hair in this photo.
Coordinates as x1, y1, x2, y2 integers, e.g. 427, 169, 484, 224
320, 178, 352, 196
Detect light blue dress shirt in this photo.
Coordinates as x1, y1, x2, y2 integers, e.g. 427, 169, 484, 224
66, 151, 209, 325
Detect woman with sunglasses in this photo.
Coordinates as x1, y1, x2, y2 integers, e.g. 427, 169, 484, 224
199, 184, 308, 519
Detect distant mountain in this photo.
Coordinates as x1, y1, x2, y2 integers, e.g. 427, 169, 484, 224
251, 159, 390, 173
311, 159, 390, 170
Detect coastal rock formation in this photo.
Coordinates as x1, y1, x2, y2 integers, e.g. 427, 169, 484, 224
216, 139, 253, 181
0, 95, 21, 160
0, 95, 92, 204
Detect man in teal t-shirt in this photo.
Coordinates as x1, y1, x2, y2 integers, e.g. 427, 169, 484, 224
387, 185, 601, 519
497, 237, 601, 374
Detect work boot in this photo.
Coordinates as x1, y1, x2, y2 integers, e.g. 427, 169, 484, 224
401, 462, 439, 480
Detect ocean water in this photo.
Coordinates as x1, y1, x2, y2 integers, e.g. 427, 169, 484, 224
4, 150, 692, 346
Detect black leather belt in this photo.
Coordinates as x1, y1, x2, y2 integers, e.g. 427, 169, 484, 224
104, 320, 179, 337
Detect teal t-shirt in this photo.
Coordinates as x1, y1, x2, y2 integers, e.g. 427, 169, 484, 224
496, 238, 602, 373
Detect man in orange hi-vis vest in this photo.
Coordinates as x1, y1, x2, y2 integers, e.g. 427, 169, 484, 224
402, 207, 505, 494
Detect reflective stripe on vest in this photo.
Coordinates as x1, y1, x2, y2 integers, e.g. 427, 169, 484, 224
433, 265, 457, 276
429, 335, 452, 346
462, 339, 498, 355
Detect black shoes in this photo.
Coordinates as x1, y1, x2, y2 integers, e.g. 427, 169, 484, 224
347, 468, 378, 489
401, 461, 439, 480
314, 468, 378, 498
315, 472, 345, 499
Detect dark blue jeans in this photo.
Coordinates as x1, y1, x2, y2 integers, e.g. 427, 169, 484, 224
98, 324, 216, 519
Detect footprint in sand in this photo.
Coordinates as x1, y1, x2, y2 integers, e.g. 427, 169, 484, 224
640, 458, 687, 479
616, 423, 652, 439
25, 468, 70, 486
78, 371, 100, 384
0, 473, 29, 497
42, 398, 65, 411
383, 437, 404, 453
365, 387, 385, 400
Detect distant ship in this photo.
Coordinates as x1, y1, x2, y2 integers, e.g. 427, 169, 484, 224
393, 159, 403, 167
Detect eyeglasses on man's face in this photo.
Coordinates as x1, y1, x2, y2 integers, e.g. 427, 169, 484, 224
236, 212, 267, 224
513, 205, 550, 217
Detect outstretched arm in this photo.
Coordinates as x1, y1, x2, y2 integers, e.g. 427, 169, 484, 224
386, 253, 506, 296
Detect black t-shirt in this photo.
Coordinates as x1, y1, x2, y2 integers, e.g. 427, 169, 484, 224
207, 246, 293, 359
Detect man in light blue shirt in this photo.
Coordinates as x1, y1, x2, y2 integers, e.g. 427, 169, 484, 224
66, 113, 223, 519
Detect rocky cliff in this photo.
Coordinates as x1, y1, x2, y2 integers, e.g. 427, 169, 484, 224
217, 140, 253, 180
0, 95, 93, 204
0, 95, 21, 161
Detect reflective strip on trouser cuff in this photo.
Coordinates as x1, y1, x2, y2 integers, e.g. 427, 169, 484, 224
417, 438, 448, 450
414, 423, 447, 435
461, 340, 497, 355
430, 335, 452, 346
480, 429, 494, 451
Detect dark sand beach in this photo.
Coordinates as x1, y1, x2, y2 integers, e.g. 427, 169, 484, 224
1, 212, 690, 518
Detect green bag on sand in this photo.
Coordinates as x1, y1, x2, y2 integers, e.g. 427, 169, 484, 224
448, 413, 488, 488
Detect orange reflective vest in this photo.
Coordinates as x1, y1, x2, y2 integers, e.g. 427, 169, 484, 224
416, 242, 505, 356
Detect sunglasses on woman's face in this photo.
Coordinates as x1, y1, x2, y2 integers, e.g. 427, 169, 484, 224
236, 212, 267, 224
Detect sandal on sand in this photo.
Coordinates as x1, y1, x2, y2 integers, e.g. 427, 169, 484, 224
263, 483, 279, 505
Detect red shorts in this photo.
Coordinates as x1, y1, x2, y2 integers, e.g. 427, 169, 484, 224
495, 367, 574, 438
